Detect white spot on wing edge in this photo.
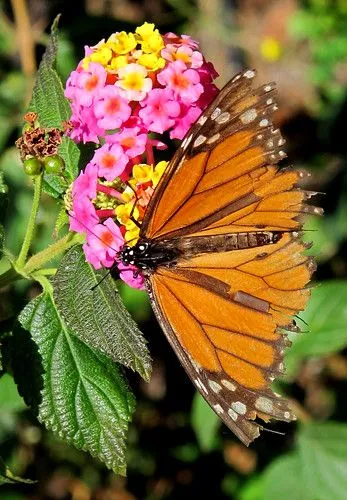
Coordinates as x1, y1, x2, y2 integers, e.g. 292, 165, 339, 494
181, 135, 192, 150
213, 404, 224, 415
216, 112, 230, 124
228, 408, 238, 421
195, 378, 208, 395
244, 69, 255, 79
208, 380, 222, 394
206, 133, 220, 144
193, 135, 206, 148
197, 115, 207, 125
221, 379, 237, 391
240, 108, 257, 124
231, 401, 247, 415
255, 396, 274, 413
211, 107, 221, 120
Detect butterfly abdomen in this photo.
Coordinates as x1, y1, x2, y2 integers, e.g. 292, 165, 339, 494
173, 230, 283, 258
123, 231, 284, 272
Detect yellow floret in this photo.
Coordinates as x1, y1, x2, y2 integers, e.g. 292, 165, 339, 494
141, 31, 164, 54
115, 202, 139, 229
152, 161, 168, 187
108, 31, 137, 55
137, 52, 166, 70
135, 22, 156, 41
125, 225, 140, 246
133, 164, 153, 184
110, 55, 129, 70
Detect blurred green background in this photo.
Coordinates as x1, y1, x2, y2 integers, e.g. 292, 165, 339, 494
1, 0, 347, 498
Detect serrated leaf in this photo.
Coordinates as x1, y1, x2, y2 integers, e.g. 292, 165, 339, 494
285, 281, 347, 376
298, 422, 347, 500
53, 245, 151, 381
191, 393, 220, 452
28, 16, 80, 194
19, 292, 135, 474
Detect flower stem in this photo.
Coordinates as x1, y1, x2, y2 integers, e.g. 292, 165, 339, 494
23, 232, 84, 275
16, 173, 43, 269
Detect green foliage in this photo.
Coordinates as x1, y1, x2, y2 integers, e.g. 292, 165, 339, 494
0, 457, 35, 486
285, 281, 347, 377
191, 393, 220, 452
18, 292, 135, 474
260, 422, 347, 500
290, 0, 347, 114
27, 16, 79, 196
53, 245, 151, 381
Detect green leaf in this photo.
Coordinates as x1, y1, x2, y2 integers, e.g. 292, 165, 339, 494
191, 393, 220, 452
19, 292, 135, 474
0, 457, 35, 485
53, 245, 151, 381
285, 281, 347, 376
260, 422, 347, 500
262, 454, 305, 500
0, 373, 27, 412
298, 422, 347, 500
28, 16, 80, 194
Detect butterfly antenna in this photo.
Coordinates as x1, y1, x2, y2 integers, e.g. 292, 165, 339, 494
260, 426, 286, 437
125, 181, 142, 229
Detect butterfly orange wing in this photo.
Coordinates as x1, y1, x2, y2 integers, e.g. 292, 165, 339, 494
141, 70, 321, 445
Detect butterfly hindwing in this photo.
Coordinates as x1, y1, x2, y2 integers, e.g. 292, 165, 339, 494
141, 69, 320, 445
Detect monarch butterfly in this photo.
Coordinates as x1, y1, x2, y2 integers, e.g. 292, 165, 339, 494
118, 68, 321, 445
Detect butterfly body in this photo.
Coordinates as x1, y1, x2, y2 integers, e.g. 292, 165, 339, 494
121, 230, 284, 272
121, 69, 322, 445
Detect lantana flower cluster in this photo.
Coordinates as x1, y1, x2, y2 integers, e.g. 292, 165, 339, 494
65, 22, 218, 289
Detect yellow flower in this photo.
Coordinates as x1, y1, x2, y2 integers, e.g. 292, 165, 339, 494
135, 22, 156, 41
260, 37, 282, 62
133, 164, 153, 184
137, 52, 166, 71
115, 202, 139, 229
108, 32, 137, 55
152, 161, 168, 187
121, 180, 137, 202
110, 55, 129, 71
125, 225, 140, 246
141, 32, 164, 54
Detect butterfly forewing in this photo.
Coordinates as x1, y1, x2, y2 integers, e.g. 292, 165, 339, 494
141, 69, 321, 445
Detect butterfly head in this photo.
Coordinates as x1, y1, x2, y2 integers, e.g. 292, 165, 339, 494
120, 242, 151, 270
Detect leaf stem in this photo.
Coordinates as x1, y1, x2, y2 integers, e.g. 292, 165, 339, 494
23, 232, 84, 275
16, 174, 43, 269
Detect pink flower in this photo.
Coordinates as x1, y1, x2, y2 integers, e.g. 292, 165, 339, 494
170, 103, 202, 140
84, 218, 124, 269
92, 143, 129, 181
161, 45, 203, 69
69, 197, 99, 233
157, 60, 203, 104
106, 127, 147, 158
164, 32, 199, 50
94, 85, 131, 130
69, 103, 104, 144
72, 162, 98, 199
139, 88, 181, 134
118, 262, 145, 290
74, 63, 107, 107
